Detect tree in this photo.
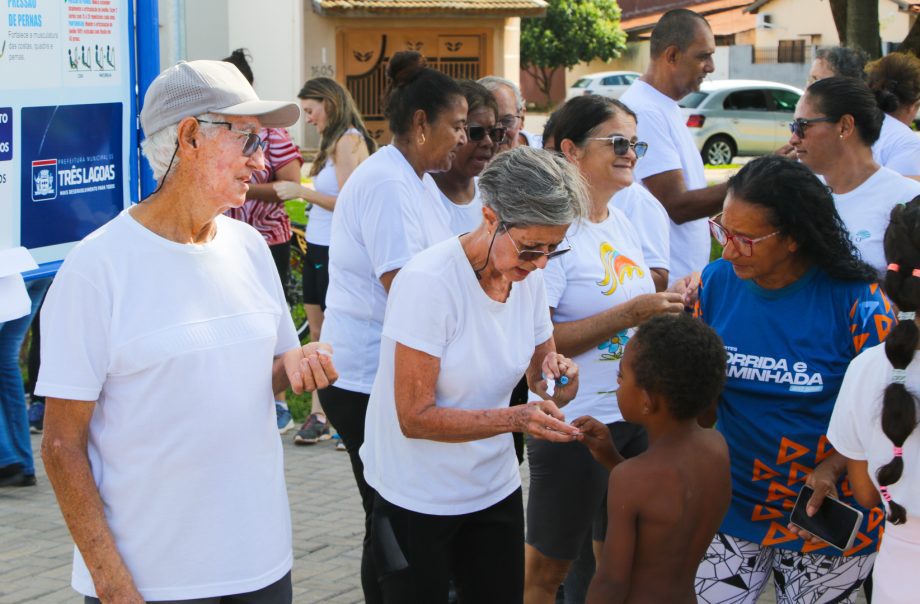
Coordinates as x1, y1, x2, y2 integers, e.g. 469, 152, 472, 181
829, 0, 881, 59
898, 9, 920, 56
520, 0, 627, 105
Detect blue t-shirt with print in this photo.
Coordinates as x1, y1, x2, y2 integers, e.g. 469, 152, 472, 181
697, 259, 895, 556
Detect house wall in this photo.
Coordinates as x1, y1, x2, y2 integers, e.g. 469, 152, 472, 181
752, 0, 911, 48
728, 44, 810, 88
564, 40, 652, 89
158, 3, 515, 148
751, 0, 837, 47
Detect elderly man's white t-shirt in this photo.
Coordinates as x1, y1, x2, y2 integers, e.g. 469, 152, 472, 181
610, 182, 670, 272
872, 114, 920, 177
832, 166, 920, 275
35, 211, 299, 601
324, 145, 453, 393
361, 237, 553, 515
828, 344, 920, 604
529, 209, 655, 424
620, 80, 708, 284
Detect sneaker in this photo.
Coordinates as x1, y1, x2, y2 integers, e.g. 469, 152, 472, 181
0, 464, 35, 487
333, 433, 347, 451
276, 403, 294, 434
293, 413, 331, 445
28, 401, 44, 434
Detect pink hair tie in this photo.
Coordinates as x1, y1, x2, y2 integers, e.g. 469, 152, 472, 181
893, 447, 904, 457
888, 263, 901, 272
879, 486, 893, 502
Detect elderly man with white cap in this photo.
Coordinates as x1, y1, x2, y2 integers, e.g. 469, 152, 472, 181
36, 60, 337, 603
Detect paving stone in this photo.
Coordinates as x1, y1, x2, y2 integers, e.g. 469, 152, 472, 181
1, 433, 864, 603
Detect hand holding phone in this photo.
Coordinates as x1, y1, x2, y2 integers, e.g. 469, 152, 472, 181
790, 484, 863, 551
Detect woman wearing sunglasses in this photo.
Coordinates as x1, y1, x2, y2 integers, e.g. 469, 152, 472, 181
432, 80, 504, 235
524, 94, 688, 603
789, 76, 920, 276
693, 156, 895, 604
361, 147, 585, 603
319, 50, 464, 604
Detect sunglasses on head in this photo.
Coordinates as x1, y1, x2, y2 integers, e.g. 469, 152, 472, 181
197, 119, 267, 156
465, 125, 506, 144
788, 117, 836, 139
585, 135, 648, 158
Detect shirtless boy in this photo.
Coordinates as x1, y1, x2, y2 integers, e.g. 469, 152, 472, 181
574, 313, 731, 604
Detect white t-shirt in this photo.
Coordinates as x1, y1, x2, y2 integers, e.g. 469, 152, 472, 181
361, 237, 554, 515
530, 209, 655, 424
832, 166, 920, 275
620, 80, 709, 284
610, 182, 670, 272
309, 128, 364, 246
324, 145, 453, 393
828, 344, 920, 603
35, 211, 298, 601
520, 129, 544, 149
872, 114, 920, 178
437, 179, 483, 236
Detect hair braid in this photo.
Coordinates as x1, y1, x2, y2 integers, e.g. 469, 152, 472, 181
878, 197, 920, 524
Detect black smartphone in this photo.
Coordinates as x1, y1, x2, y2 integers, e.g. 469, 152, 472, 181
790, 484, 864, 551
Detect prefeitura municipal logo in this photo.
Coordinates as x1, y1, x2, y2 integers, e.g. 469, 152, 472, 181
32, 159, 58, 201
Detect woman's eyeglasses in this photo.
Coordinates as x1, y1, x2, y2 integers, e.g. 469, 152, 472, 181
197, 119, 267, 156
788, 117, 836, 139
465, 125, 507, 144
585, 135, 648, 158
503, 224, 571, 262
708, 213, 779, 257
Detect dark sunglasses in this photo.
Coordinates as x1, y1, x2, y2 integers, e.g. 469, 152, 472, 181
788, 117, 836, 139
197, 119, 267, 156
465, 125, 506, 144
503, 223, 571, 262
585, 135, 648, 158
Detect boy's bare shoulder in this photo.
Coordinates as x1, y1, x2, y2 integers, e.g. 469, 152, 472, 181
610, 428, 729, 488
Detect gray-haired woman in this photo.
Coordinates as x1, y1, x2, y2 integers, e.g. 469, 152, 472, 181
359, 146, 586, 603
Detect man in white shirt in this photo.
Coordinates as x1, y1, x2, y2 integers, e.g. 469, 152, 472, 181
37, 61, 337, 603
620, 9, 727, 283
478, 76, 543, 150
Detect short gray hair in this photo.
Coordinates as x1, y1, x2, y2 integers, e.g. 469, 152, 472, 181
140, 112, 218, 182
650, 9, 710, 58
479, 147, 588, 227
815, 46, 867, 80
478, 75, 524, 112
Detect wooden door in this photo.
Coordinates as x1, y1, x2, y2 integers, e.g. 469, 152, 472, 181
338, 29, 490, 144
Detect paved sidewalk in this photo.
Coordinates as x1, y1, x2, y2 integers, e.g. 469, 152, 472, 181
1, 433, 861, 603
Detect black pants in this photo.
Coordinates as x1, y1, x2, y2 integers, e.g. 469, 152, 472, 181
374, 489, 525, 604
318, 384, 381, 604
84, 571, 291, 603
268, 239, 291, 300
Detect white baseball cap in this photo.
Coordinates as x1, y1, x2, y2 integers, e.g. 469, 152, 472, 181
140, 60, 300, 136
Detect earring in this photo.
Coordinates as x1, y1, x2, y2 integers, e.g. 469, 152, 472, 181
418, 132, 426, 146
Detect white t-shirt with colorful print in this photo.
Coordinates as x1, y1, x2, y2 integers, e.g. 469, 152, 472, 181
531, 208, 655, 424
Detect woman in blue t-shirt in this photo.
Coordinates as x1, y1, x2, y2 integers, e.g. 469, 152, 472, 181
693, 155, 895, 604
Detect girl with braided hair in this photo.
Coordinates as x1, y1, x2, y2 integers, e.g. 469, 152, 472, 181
828, 196, 920, 603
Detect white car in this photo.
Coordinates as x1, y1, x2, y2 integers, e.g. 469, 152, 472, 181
567, 71, 641, 100
679, 80, 804, 165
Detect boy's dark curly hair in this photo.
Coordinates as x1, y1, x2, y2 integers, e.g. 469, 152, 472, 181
630, 314, 726, 420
